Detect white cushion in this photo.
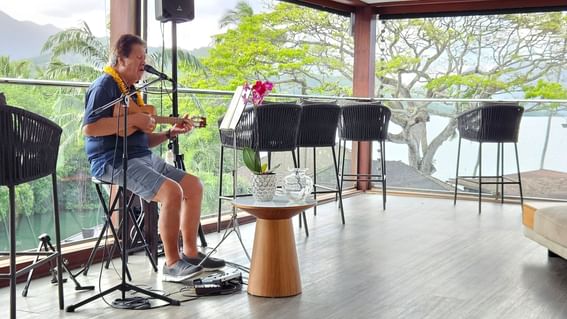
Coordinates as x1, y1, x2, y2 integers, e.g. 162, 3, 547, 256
534, 206, 567, 248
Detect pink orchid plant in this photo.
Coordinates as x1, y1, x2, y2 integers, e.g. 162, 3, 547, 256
243, 80, 274, 106
241, 80, 277, 174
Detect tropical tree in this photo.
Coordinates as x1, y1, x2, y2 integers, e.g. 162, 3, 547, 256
0, 56, 32, 78
219, 0, 254, 28
191, 2, 567, 175
523, 80, 567, 168
383, 13, 567, 173
42, 21, 205, 81
41, 21, 108, 81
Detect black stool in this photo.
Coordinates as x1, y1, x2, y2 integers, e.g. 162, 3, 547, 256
80, 177, 158, 279
0, 104, 64, 319
217, 103, 302, 231
297, 101, 344, 225
453, 102, 524, 213
338, 102, 391, 210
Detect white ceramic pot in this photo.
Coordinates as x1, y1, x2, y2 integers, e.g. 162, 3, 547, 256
251, 173, 277, 201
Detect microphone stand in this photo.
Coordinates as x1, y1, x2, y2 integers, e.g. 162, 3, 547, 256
169, 21, 208, 248
67, 77, 180, 312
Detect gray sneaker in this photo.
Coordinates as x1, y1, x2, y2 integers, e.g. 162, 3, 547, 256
182, 252, 226, 271
162, 259, 203, 282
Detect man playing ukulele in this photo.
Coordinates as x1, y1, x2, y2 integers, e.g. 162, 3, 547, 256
82, 34, 224, 282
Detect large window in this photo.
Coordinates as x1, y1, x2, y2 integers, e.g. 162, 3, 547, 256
373, 14, 567, 198
0, 1, 110, 251
2, 3, 567, 253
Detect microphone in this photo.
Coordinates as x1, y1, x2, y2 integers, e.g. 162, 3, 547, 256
144, 64, 174, 82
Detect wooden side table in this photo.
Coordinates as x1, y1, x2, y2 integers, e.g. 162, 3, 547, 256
232, 196, 315, 297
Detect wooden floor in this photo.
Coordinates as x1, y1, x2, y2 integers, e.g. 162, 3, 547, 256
2, 194, 567, 319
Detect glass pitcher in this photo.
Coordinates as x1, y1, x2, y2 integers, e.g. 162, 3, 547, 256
279, 168, 313, 202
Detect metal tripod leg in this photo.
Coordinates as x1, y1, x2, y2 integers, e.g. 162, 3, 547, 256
22, 234, 94, 297
44, 238, 95, 291
22, 235, 55, 297
200, 128, 251, 265
86, 187, 133, 281
202, 208, 251, 263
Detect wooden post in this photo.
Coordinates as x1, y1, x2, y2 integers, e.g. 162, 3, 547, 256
352, 7, 376, 190
110, 0, 141, 47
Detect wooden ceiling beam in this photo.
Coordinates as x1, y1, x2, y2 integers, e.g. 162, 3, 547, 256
374, 0, 567, 19
280, 0, 354, 16
282, 0, 567, 18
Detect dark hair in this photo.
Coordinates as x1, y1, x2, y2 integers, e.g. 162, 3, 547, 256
110, 34, 146, 66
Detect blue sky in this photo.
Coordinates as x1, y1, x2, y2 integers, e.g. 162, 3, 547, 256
1, 0, 269, 50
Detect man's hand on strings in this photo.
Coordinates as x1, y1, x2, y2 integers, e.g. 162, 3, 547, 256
169, 114, 193, 138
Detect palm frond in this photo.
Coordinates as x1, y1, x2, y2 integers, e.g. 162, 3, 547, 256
42, 21, 108, 67
219, 11, 241, 28
0, 56, 32, 77
44, 59, 100, 81
219, 1, 254, 28
149, 49, 205, 73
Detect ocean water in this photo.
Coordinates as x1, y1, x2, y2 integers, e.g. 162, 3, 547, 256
377, 114, 567, 182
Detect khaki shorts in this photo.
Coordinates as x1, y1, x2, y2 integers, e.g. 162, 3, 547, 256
99, 153, 186, 201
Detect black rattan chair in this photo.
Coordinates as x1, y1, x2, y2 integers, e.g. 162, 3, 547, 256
217, 103, 302, 231
297, 102, 344, 226
453, 102, 524, 213
0, 104, 64, 318
339, 102, 391, 210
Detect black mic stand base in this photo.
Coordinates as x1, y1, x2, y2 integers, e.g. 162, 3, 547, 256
66, 281, 180, 312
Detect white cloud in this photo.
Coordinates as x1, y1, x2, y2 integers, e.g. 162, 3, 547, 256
35, 0, 103, 18
2, 0, 270, 50
1, 0, 108, 35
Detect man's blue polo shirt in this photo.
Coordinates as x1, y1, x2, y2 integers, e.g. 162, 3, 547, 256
83, 73, 151, 177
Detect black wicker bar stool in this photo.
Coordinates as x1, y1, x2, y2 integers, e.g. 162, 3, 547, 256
338, 102, 391, 210
453, 102, 524, 214
297, 101, 344, 225
0, 105, 64, 319
217, 103, 302, 231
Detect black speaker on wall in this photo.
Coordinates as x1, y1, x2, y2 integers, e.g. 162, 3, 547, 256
155, 0, 194, 23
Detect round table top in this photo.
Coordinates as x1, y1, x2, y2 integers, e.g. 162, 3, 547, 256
232, 196, 316, 220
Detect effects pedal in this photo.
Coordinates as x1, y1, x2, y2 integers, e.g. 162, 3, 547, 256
193, 270, 243, 296
193, 270, 242, 286
193, 283, 225, 295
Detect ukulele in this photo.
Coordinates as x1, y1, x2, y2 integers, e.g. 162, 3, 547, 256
113, 102, 206, 135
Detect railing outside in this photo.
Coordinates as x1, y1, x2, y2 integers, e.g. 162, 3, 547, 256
1, 77, 566, 250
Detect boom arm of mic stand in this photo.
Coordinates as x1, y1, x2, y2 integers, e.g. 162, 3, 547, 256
89, 77, 163, 118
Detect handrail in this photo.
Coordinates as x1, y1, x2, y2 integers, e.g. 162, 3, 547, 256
0, 77, 91, 88
2, 76, 567, 104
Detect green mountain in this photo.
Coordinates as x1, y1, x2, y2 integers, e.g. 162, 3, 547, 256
0, 10, 62, 60
0, 10, 210, 68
